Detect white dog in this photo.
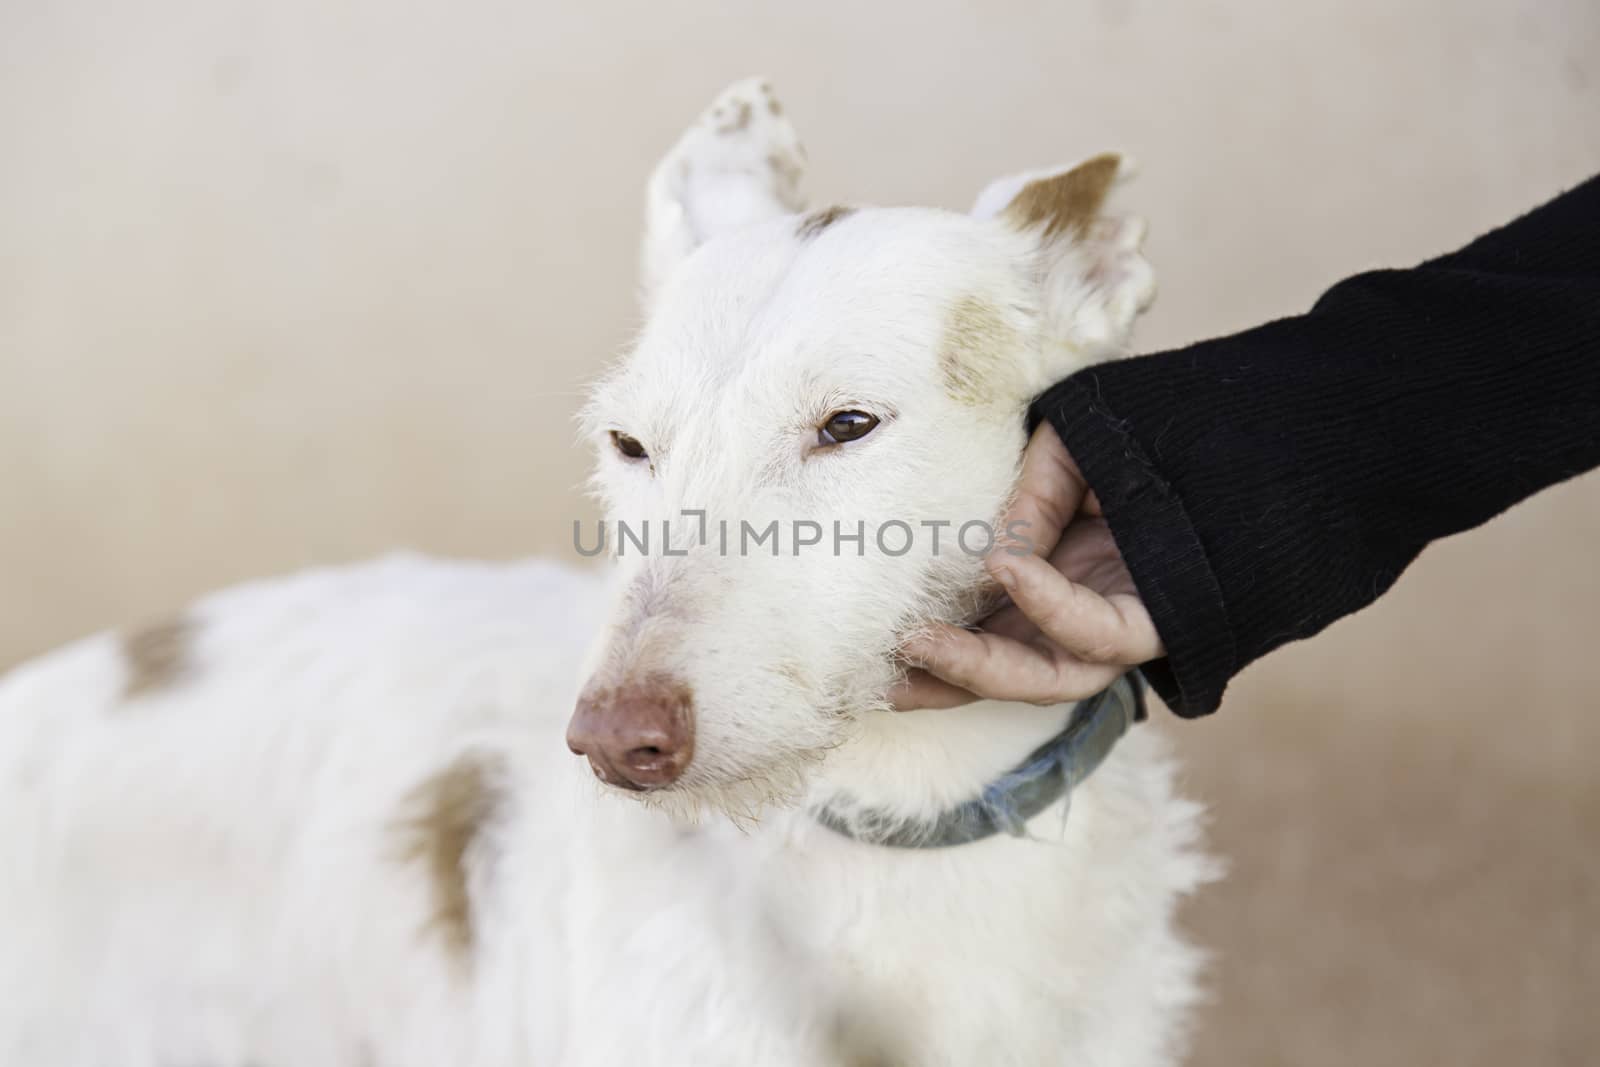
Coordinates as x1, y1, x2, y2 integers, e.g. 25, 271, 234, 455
0, 80, 1213, 1066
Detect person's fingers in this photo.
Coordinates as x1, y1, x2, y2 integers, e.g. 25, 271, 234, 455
885, 668, 981, 711
901, 623, 1125, 706
990, 550, 1164, 665
891, 421, 1157, 709
968, 598, 1034, 643
989, 423, 1087, 567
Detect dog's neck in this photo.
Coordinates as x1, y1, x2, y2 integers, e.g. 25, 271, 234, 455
807, 583, 1078, 823
808, 696, 1078, 827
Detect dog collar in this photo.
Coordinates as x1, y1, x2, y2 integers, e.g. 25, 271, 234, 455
813, 671, 1147, 849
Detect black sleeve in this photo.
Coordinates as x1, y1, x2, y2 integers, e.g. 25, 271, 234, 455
1032, 175, 1600, 717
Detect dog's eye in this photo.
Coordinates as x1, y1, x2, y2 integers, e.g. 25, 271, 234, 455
610, 431, 649, 461
819, 410, 880, 446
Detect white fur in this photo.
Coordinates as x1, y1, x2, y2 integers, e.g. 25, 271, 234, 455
0, 79, 1212, 1066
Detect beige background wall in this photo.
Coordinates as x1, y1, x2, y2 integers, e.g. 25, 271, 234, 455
3, 1, 1597, 1062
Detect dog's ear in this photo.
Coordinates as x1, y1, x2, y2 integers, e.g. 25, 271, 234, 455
973, 153, 1155, 380
640, 78, 808, 312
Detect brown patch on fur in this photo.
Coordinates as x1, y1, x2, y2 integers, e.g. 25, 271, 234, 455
759, 82, 783, 116
777, 661, 811, 690
767, 151, 801, 181
1001, 153, 1121, 240
121, 617, 193, 699
716, 98, 753, 135
832, 1005, 908, 1067
398, 754, 503, 960
796, 205, 855, 240
940, 294, 1019, 405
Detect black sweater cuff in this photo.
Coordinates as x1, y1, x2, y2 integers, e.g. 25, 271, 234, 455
1035, 378, 1235, 715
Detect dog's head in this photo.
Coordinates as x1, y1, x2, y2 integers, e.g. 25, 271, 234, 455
570, 79, 1154, 818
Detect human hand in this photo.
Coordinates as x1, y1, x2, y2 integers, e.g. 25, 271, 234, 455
889, 423, 1164, 710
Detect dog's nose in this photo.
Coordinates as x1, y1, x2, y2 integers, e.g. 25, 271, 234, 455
567, 676, 695, 791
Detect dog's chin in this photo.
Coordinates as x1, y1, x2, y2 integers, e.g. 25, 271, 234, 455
628, 728, 846, 827
632, 768, 810, 827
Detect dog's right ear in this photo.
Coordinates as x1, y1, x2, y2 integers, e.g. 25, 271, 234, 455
639, 78, 808, 313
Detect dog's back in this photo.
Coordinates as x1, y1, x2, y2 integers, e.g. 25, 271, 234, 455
0, 554, 603, 1067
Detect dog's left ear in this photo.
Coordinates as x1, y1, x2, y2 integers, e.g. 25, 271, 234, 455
639, 78, 809, 312
973, 153, 1156, 380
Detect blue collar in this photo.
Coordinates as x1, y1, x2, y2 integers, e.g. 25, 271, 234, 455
813, 672, 1147, 848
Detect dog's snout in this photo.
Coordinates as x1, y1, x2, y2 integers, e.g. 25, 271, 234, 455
567, 676, 695, 791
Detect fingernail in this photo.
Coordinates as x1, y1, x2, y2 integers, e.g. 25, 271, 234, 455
991, 563, 1016, 589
